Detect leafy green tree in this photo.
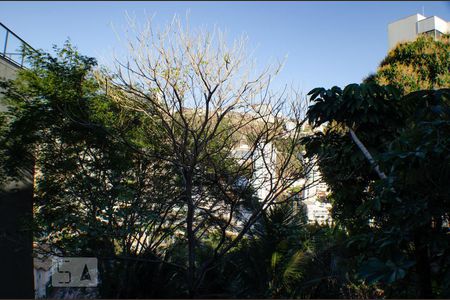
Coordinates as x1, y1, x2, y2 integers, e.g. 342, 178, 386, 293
365, 34, 449, 95
0, 43, 186, 297
303, 83, 450, 298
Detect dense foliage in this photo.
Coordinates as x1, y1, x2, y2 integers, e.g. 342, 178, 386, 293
304, 83, 450, 298
305, 35, 450, 298
366, 34, 450, 94
1, 30, 448, 299
0, 44, 341, 298
0, 44, 185, 297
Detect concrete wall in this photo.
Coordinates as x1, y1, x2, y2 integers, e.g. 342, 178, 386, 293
0, 57, 20, 112
0, 56, 35, 299
388, 14, 426, 50
417, 16, 450, 35
0, 57, 19, 81
388, 14, 450, 51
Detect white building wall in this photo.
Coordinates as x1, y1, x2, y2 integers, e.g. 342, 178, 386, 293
417, 16, 449, 35
232, 122, 331, 223
388, 14, 450, 51
253, 141, 276, 201
303, 201, 332, 225
388, 14, 426, 50
297, 156, 331, 224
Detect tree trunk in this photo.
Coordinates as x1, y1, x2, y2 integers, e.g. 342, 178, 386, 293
414, 230, 433, 298
184, 172, 196, 298
349, 128, 387, 180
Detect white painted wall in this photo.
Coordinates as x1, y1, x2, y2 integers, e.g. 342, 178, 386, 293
417, 16, 450, 34
388, 14, 426, 50
304, 201, 332, 225
253, 141, 277, 201
299, 197, 331, 225
388, 14, 450, 51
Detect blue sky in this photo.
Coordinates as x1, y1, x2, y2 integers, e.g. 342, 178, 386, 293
1, 1, 449, 94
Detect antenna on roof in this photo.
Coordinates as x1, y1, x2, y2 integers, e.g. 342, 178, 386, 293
422, 6, 425, 16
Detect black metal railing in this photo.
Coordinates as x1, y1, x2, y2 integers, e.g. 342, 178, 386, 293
0, 22, 35, 68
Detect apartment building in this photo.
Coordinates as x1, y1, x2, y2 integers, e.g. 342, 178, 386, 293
388, 13, 450, 50
232, 116, 331, 224
300, 162, 331, 225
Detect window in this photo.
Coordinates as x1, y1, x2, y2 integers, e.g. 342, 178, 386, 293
421, 29, 445, 40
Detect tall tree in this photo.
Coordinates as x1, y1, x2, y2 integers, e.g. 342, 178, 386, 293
103, 16, 313, 296
365, 34, 449, 95
0, 43, 186, 297
309, 35, 450, 298
303, 83, 450, 298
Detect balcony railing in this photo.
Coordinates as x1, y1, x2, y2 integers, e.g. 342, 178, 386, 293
0, 22, 35, 69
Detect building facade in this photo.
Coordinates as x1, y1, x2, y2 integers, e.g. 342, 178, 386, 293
388, 13, 450, 50
232, 119, 331, 225
300, 161, 331, 225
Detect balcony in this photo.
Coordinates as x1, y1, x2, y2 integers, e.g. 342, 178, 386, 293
0, 22, 35, 69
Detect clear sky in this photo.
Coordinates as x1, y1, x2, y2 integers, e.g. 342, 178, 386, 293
1, 1, 449, 94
